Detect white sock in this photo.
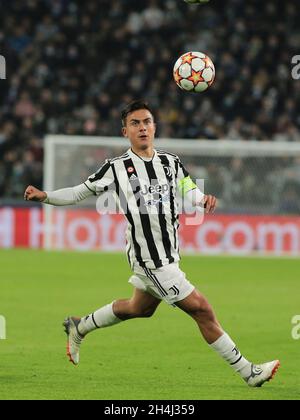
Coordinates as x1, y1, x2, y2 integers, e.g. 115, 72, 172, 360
210, 332, 251, 379
78, 302, 122, 336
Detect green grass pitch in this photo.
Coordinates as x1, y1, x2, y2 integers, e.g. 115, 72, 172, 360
0, 249, 299, 400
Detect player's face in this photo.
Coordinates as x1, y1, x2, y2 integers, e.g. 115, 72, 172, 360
122, 109, 156, 151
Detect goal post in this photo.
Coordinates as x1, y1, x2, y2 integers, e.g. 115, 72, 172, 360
43, 135, 300, 254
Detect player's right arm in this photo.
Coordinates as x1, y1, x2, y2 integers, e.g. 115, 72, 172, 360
24, 183, 94, 205
24, 159, 114, 206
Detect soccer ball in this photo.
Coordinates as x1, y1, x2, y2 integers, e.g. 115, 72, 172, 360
184, 0, 210, 4
173, 51, 215, 93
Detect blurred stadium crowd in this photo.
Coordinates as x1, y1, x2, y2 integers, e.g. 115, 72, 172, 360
0, 0, 300, 207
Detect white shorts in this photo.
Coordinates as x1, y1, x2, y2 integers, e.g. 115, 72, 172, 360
128, 262, 195, 306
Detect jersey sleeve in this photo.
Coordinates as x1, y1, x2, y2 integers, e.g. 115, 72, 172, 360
44, 183, 94, 206
84, 159, 115, 196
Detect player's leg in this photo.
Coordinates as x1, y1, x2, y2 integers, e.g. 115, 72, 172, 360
176, 289, 280, 386
175, 288, 222, 344
78, 287, 161, 334
112, 287, 162, 320
63, 288, 161, 365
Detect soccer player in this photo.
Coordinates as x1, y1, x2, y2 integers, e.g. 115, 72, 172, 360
24, 100, 279, 387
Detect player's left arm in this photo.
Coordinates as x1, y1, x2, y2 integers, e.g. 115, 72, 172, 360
176, 158, 217, 214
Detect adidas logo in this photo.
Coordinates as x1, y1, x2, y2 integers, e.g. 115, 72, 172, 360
129, 174, 137, 180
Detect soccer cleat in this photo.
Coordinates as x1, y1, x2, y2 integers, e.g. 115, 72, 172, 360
63, 317, 84, 365
245, 360, 280, 387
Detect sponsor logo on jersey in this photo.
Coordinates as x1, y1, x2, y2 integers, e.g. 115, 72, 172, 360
140, 183, 169, 195
146, 195, 170, 207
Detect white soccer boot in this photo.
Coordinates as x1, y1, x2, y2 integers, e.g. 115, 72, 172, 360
245, 360, 280, 387
63, 317, 84, 365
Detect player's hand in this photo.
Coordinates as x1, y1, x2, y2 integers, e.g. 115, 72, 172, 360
203, 194, 217, 214
24, 185, 47, 202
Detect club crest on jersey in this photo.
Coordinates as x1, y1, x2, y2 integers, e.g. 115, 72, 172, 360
163, 166, 172, 177
127, 167, 135, 174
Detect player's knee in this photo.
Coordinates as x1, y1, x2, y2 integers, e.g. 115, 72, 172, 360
188, 297, 214, 320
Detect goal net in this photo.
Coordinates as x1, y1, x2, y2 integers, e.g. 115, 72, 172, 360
43, 136, 300, 255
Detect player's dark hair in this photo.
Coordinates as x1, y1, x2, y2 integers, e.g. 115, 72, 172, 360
121, 100, 155, 127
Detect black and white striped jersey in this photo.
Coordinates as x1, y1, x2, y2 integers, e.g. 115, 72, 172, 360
85, 148, 191, 270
